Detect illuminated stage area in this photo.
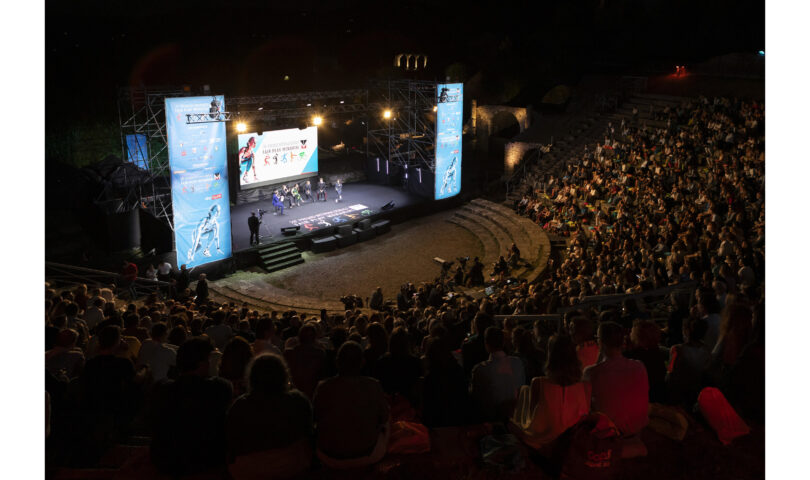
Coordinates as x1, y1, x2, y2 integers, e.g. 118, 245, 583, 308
228, 181, 424, 252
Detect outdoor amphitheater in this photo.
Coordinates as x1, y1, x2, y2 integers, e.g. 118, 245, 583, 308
39, 3, 771, 478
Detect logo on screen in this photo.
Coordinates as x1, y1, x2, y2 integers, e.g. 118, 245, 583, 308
300, 139, 307, 148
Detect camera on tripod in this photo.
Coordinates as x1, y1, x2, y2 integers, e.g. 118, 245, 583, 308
257, 208, 268, 219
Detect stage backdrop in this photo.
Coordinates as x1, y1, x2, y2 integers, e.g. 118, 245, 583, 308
166, 96, 232, 268
434, 83, 463, 200
237, 126, 319, 189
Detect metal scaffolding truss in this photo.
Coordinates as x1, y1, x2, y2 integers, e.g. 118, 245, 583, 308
118, 86, 189, 229
117, 83, 438, 233
366, 79, 438, 172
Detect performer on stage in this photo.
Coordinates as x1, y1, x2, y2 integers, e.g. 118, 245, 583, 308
248, 212, 260, 246
303, 180, 314, 203
334, 179, 343, 203
281, 184, 293, 208
317, 177, 327, 202
272, 190, 285, 215
291, 183, 303, 207
239, 137, 259, 183
187, 204, 223, 262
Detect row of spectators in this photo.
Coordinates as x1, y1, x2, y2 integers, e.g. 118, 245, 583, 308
45, 95, 764, 477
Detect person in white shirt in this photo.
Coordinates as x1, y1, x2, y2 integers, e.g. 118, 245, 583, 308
83, 297, 106, 332
137, 322, 177, 382
157, 261, 173, 282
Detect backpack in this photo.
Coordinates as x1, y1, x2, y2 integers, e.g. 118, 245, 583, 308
552, 413, 621, 480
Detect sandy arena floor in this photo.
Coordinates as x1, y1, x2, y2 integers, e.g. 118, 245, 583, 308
264, 210, 483, 301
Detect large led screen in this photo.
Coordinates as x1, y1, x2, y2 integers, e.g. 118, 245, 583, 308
435, 83, 463, 200
237, 126, 318, 189
166, 96, 232, 268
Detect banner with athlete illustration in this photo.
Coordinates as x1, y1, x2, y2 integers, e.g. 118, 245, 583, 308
237, 126, 319, 189
435, 83, 463, 200
166, 96, 232, 268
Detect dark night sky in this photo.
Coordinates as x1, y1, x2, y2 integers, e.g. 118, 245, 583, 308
45, 0, 764, 125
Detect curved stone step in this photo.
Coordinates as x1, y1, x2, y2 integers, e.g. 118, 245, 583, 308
455, 209, 512, 258
446, 215, 499, 266
468, 199, 552, 282
463, 203, 537, 261
454, 207, 533, 279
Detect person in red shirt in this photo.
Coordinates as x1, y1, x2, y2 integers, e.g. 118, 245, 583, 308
120, 260, 138, 300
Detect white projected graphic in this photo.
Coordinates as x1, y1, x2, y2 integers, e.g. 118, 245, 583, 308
237, 126, 319, 188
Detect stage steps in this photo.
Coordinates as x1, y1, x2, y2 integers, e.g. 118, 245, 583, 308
257, 242, 305, 273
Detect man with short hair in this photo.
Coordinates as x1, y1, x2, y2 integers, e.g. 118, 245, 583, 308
205, 310, 233, 350
150, 338, 232, 477
470, 327, 526, 423
284, 324, 327, 399
312, 341, 389, 468
84, 297, 105, 332
583, 321, 649, 436
137, 323, 177, 382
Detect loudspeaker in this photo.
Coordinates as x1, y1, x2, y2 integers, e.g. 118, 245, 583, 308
381, 201, 395, 211
281, 226, 300, 236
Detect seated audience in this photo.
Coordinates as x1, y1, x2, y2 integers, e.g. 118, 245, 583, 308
583, 321, 649, 436
312, 341, 390, 469
470, 327, 526, 423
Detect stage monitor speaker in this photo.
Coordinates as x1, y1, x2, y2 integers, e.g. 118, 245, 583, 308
381, 201, 395, 211
281, 226, 301, 236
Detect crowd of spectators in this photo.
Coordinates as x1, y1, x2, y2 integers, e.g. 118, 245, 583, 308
44, 96, 764, 477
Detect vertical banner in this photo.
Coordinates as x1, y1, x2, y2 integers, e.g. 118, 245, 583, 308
435, 83, 463, 200
126, 134, 148, 170
166, 96, 232, 268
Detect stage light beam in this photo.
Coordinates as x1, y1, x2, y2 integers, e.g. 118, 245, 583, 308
383, 110, 392, 119
313, 116, 323, 126
236, 122, 247, 133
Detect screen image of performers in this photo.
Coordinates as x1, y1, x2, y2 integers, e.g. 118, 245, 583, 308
334, 179, 343, 203
303, 180, 314, 203
317, 178, 327, 202
239, 137, 258, 183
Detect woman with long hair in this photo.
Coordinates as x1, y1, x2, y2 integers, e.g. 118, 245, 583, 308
510, 334, 591, 450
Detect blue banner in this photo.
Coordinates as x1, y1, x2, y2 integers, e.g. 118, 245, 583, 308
126, 134, 148, 169
166, 96, 232, 268
435, 83, 463, 200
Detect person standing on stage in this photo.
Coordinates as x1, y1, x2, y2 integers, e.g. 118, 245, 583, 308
248, 212, 260, 246
281, 185, 293, 209
303, 180, 314, 203
334, 179, 343, 203
317, 178, 327, 202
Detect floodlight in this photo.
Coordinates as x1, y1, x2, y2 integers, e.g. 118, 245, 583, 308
313, 116, 323, 126
383, 110, 392, 119
236, 122, 247, 133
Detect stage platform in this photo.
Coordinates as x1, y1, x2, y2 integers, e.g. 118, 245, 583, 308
229, 182, 424, 252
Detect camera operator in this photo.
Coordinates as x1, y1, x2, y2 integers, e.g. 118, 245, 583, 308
248, 211, 260, 246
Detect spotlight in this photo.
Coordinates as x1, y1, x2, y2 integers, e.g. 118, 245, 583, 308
383, 110, 392, 119
313, 116, 323, 126
758, 50, 765, 56
236, 122, 247, 133
283, 75, 290, 81
340, 100, 345, 104
433, 105, 438, 112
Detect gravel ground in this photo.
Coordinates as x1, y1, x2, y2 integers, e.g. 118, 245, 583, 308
265, 210, 483, 301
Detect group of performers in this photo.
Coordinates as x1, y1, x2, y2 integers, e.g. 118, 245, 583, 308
270, 178, 344, 216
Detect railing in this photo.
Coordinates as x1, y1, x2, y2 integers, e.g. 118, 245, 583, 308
45, 262, 170, 299
556, 281, 696, 315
